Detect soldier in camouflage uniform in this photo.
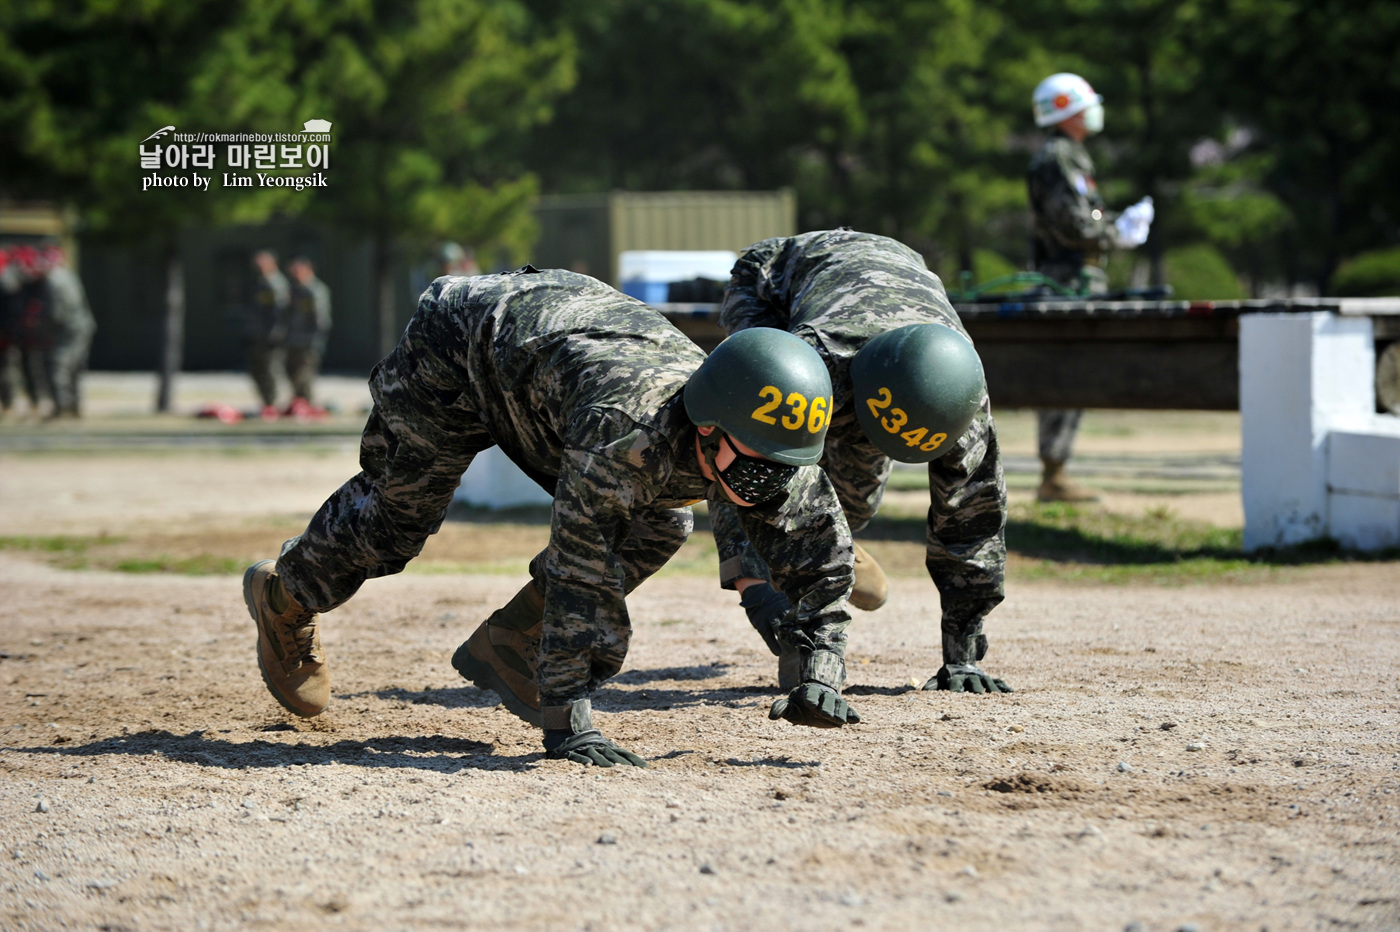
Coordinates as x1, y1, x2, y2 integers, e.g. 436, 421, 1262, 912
243, 267, 860, 769
1028, 73, 1153, 503
246, 250, 289, 413
283, 257, 332, 406
713, 229, 1012, 696
0, 248, 17, 416
41, 247, 96, 419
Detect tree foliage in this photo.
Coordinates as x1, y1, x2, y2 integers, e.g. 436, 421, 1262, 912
3, 0, 1397, 295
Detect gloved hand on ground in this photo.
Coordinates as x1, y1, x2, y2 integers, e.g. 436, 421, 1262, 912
543, 729, 648, 768
923, 663, 1013, 694
769, 682, 861, 729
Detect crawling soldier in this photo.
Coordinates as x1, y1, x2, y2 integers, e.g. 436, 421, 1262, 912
244, 267, 859, 768
711, 229, 1013, 695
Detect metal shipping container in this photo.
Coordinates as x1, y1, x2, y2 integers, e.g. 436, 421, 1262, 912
531, 190, 796, 286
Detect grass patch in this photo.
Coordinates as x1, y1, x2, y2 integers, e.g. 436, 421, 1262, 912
3, 503, 1394, 586
1008, 501, 1243, 563
0, 534, 123, 570
0, 534, 104, 554
1005, 500, 1259, 583
113, 555, 247, 575
1003, 502, 1398, 584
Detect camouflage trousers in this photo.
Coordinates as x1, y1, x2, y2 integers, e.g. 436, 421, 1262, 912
713, 400, 1006, 653
246, 339, 279, 407
45, 330, 93, 416
1037, 409, 1082, 464
274, 323, 693, 705
1034, 262, 1101, 467
283, 345, 321, 403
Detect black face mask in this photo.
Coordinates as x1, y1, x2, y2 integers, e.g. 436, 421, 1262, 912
698, 431, 798, 506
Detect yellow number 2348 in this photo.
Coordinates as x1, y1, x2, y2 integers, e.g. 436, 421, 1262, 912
866, 387, 946, 452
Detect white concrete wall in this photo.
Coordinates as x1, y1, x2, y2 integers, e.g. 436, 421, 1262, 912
1328, 419, 1400, 549
1240, 312, 1375, 550
454, 446, 554, 509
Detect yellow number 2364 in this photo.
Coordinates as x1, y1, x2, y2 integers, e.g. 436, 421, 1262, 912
866, 387, 946, 452
751, 386, 830, 434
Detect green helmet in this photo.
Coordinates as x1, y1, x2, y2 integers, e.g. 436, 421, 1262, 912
850, 323, 986, 463
684, 328, 833, 466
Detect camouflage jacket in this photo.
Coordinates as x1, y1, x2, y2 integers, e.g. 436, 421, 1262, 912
286, 276, 332, 351
1028, 130, 1117, 277
45, 267, 96, 341
717, 231, 1006, 645
249, 270, 290, 343
420, 269, 853, 698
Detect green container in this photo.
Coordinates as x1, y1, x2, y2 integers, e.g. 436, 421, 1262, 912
531, 190, 796, 286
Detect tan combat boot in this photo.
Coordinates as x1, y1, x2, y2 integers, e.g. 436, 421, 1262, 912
850, 542, 889, 611
452, 581, 544, 726
243, 560, 330, 716
1036, 460, 1099, 503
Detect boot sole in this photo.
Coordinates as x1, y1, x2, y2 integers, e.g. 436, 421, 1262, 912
451, 639, 543, 727
244, 561, 324, 718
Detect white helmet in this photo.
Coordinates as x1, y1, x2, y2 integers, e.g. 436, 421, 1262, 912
1032, 73, 1103, 127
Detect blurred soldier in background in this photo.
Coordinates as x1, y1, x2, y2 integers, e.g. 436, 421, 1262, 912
436, 241, 480, 278
1028, 73, 1153, 503
283, 257, 332, 413
243, 267, 859, 768
713, 229, 1012, 696
0, 247, 17, 417
11, 244, 54, 418
41, 246, 96, 419
247, 250, 289, 418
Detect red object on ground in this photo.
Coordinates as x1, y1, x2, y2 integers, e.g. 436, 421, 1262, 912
285, 397, 328, 421
195, 404, 245, 423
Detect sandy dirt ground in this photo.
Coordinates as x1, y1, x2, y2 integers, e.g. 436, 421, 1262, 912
1, 376, 1398, 931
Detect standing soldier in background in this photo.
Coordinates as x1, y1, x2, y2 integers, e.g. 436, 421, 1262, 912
11, 244, 54, 418
283, 257, 332, 413
41, 246, 96, 419
243, 267, 860, 768
713, 229, 1012, 696
247, 250, 289, 418
0, 247, 17, 417
1027, 73, 1153, 503
437, 241, 480, 278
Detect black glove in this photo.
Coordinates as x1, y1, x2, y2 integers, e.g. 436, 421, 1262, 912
923, 663, 1013, 694
543, 729, 648, 768
740, 582, 789, 656
769, 682, 861, 729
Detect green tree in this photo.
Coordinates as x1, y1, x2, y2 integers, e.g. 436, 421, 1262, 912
1199, 0, 1400, 292
521, 0, 861, 195
522, 0, 1033, 274
196, 0, 576, 356
0, 0, 271, 409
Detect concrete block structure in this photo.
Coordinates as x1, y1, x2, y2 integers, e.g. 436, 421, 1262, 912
454, 447, 553, 510
1241, 311, 1400, 550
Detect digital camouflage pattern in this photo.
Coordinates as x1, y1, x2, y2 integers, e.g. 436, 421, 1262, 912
714, 230, 1007, 669
1028, 129, 1117, 288
275, 267, 853, 711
